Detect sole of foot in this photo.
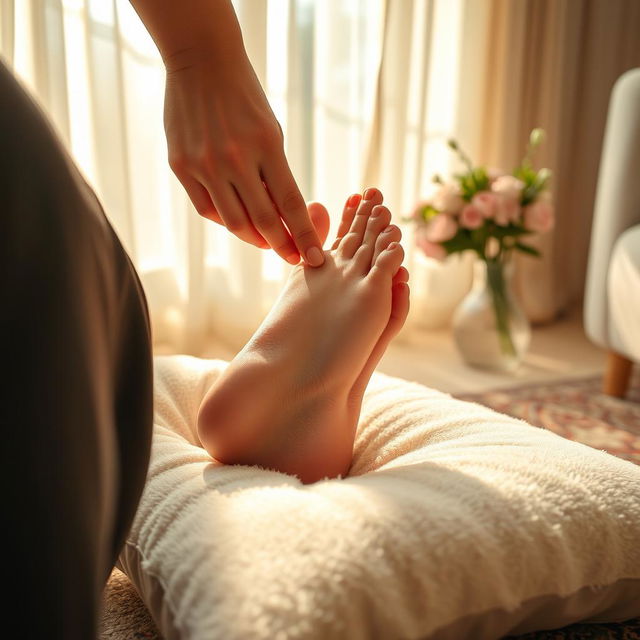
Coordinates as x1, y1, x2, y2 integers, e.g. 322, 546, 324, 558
197, 189, 410, 483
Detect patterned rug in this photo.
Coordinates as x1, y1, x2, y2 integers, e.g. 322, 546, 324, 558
100, 375, 640, 639
460, 373, 640, 640
458, 373, 640, 466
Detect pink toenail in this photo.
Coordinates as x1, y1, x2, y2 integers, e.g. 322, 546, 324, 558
348, 194, 361, 207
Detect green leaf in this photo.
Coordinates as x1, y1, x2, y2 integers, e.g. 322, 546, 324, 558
490, 223, 530, 239
455, 167, 490, 198
442, 229, 479, 254
521, 185, 539, 206
470, 226, 489, 246
514, 242, 541, 257
514, 165, 537, 187
472, 167, 489, 192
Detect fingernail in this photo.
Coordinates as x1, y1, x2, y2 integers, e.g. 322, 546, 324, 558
383, 226, 394, 233
348, 194, 361, 208
364, 188, 377, 200
286, 252, 301, 265
306, 246, 324, 267
371, 206, 382, 218
387, 242, 398, 251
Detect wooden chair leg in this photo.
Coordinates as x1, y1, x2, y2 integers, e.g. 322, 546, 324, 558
603, 350, 633, 398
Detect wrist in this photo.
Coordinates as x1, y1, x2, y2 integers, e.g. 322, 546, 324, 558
162, 35, 246, 74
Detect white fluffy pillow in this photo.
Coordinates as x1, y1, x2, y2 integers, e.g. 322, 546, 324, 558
119, 355, 640, 639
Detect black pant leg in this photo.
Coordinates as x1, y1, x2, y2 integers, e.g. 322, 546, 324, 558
0, 62, 153, 639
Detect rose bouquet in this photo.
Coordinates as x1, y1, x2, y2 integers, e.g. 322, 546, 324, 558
411, 129, 555, 368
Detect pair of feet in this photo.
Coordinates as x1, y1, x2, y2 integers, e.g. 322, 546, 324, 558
197, 188, 410, 483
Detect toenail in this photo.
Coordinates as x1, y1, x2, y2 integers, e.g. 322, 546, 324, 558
348, 194, 361, 208
364, 188, 377, 200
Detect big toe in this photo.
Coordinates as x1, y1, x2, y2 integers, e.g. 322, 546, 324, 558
307, 201, 330, 247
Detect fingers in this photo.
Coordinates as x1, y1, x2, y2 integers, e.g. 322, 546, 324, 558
173, 171, 223, 225
172, 165, 268, 248
234, 171, 300, 265
209, 181, 269, 249
261, 158, 324, 266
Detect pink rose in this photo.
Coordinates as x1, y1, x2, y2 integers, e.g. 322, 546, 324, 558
460, 204, 484, 229
491, 175, 525, 202
494, 195, 520, 226
432, 184, 464, 214
523, 200, 554, 233
416, 227, 447, 261
425, 213, 458, 242
471, 191, 498, 219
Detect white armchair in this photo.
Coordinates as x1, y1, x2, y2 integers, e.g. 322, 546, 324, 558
585, 68, 640, 398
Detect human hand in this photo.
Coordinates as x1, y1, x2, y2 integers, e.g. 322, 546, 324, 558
163, 54, 324, 267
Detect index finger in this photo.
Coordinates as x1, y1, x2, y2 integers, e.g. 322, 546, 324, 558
261, 157, 324, 267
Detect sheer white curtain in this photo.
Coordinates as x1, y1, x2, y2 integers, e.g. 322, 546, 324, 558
0, 0, 482, 353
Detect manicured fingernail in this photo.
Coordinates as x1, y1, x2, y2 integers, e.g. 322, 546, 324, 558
348, 194, 361, 208
306, 246, 324, 267
364, 188, 377, 200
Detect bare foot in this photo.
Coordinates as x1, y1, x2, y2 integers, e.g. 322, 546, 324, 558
197, 190, 410, 483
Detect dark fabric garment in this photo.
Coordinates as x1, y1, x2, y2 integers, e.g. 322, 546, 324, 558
0, 62, 153, 639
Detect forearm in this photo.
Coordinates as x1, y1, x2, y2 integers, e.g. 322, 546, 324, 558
129, 0, 248, 72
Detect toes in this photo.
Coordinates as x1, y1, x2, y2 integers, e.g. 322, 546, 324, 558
337, 188, 383, 258
390, 281, 410, 331
393, 266, 409, 285
307, 202, 331, 247
352, 205, 392, 273
349, 280, 410, 401
386, 281, 410, 346
369, 241, 405, 282
331, 193, 361, 250
372, 224, 402, 265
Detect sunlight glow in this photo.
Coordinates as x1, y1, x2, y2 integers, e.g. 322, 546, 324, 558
62, 0, 97, 182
